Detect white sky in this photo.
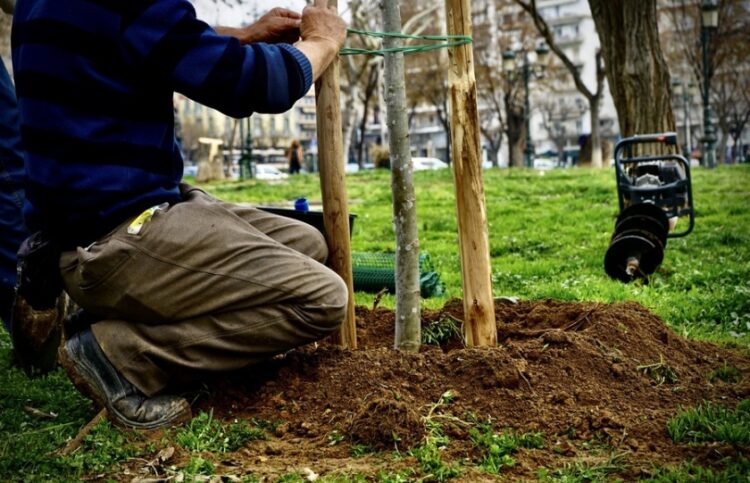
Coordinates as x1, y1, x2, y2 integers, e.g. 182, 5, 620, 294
192, 0, 308, 27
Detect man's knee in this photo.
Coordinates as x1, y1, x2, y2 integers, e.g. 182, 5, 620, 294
305, 269, 347, 333
305, 226, 328, 264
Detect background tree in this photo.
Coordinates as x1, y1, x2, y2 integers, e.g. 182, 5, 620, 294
660, 0, 750, 163
355, 65, 379, 166
409, 52, 453, 164
475, 63, 505, 168
538, 96, 587, 165
399, 1, 453, 164
341, 0, 381, 168
588, 0, 675, 143
515, 0, 606, 167
472, 0, 545, 168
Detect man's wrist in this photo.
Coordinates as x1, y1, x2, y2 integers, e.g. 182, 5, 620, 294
215, 26, 255, 44
294, 38, 340, 82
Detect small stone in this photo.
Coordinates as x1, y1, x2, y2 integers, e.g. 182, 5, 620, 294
494, 296, 519, 305
156, 446, 175, 463
302, 467, 319, 481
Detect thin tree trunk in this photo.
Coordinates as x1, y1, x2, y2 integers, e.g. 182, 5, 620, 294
716, 121, 729, 165
489, 141, 500, 168
342, 82, 358, 168
226, 119, 239, 174
589, 95, 602, 168
358, 103, 369, 167
506, 104, 525, 168
588, 0, 675, 144
382, 0, 421, 352
510, 138, 524, 167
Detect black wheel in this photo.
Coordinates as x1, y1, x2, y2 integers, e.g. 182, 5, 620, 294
604, 230, 665, 282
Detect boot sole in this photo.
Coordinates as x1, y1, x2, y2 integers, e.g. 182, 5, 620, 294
58, 343, 192, 430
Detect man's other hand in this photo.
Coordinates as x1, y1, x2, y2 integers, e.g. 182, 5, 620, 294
217, 8, 302, 45
300, 0, 347, 52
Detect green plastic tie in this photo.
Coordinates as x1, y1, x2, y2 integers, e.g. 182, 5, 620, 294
340, 28, 472, 57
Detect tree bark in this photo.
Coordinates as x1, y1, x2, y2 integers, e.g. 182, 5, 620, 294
505, 96, 525, 168
589, 94, 602, 167
341, 79, 358, 168
357, 104, 369, 167
382, 0, 421, 352
357, 65, 378, 167
588, 0, 675, 142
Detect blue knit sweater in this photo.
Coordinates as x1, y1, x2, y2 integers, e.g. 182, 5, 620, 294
12, 0, 313, 247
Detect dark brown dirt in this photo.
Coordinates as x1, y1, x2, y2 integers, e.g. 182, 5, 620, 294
121, 299, 750, 481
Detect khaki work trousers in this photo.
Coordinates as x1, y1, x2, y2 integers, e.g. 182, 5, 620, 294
59, 185, 347, 396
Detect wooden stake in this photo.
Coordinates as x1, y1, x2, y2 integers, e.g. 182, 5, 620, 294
444, 0, 497, 346
315, 0, 357, 349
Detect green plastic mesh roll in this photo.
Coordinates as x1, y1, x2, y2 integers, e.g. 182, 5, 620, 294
351, 252, 444, 298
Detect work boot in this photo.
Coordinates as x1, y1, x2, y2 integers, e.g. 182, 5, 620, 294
60, 329, 192, 430
11, 232, 65, 377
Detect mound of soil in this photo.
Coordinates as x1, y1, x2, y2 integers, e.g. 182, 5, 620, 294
127, 300, 750, 481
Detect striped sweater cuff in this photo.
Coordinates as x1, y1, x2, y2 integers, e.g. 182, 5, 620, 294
279, 43, 313, 95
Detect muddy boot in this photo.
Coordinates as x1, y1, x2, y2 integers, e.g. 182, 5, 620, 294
60, 329, 192, 430
11, 232, 65, 377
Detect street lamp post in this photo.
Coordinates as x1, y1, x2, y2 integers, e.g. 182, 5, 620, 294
672, 79, 696, 159
700, 0, 719, 168
503, 43, 548, 168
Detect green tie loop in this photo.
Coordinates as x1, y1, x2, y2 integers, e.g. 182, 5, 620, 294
340, 28, 472, 56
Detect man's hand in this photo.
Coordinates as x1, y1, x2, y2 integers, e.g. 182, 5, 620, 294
216, 8, 302, 45
294, 0, 347, 81
300, 0, 347, 52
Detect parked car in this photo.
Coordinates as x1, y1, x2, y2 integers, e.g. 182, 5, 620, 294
345, 161, 375, 173
254, 164, 288, 181
533, 158, 557, 170
183, 162, 198, 177
412, 157, 449, 171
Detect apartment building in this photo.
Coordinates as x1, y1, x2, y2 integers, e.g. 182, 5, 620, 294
175, 87, 317, 160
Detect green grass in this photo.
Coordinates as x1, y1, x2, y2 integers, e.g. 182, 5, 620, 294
176, 410, 265, 453
0, 331, 135, 481
667, 399, 750, 445
0, 165, 748, 479
537, 452, 628, 482
408, 390, 462, 481
422, 315, 462, 346
708, 363, 742, 383
469, 422, 544, 474
183, 455, 215, 477
205, 165, 750, 348
643, 458, 750, 482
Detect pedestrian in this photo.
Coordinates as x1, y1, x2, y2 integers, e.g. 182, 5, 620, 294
12, 0, 347, 429
288, 139, 303, 174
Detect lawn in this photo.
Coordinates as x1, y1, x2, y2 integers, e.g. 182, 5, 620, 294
0, 164, 748, 481
207, 164, 750, 346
